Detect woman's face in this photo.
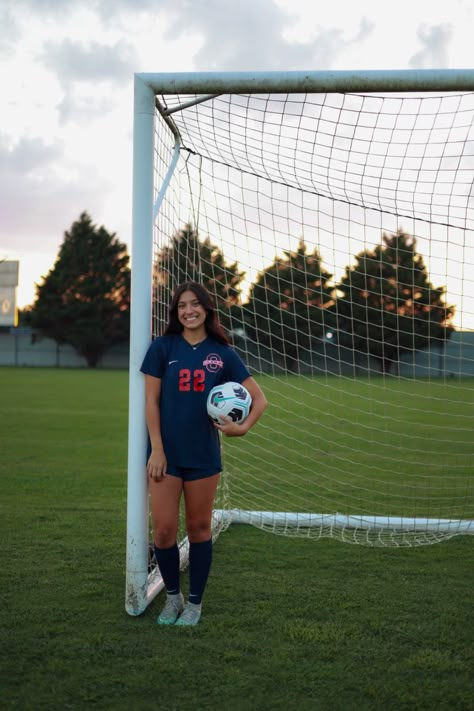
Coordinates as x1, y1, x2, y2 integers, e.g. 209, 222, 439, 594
176, 290, 207, 333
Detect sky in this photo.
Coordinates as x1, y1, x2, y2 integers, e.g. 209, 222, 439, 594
1, 0, 473, 326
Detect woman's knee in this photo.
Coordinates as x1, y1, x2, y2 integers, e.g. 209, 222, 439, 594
186, 518, 212, 542
153, 523, 178, 548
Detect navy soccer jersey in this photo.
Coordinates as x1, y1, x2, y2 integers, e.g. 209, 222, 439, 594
140, 335, 251, 472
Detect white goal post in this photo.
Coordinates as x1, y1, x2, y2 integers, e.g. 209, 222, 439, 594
126, 70, 474, 616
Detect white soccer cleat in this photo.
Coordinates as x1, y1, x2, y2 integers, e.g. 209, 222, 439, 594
157, 592, 184, 625
175, 601, 202, 626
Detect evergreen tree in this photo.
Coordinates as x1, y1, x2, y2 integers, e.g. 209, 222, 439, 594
336, 229, 455, 373
245, 241, 335, 371
154, 224, 245, 332
29, 212, 130, 367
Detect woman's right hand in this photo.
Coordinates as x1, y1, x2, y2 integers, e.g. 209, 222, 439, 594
147, 450, 167, 482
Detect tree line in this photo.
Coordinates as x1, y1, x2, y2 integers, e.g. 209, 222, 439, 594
22, 212, 454, 370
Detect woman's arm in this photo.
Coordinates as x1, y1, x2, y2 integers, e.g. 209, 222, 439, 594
215, 376, 267, 437
144, 374, 167, 481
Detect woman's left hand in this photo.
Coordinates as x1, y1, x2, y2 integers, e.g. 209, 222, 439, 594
214, 420, 249, 437
213, 376, 267, 438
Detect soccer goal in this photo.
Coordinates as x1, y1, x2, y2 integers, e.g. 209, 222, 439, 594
126, 70, 474, 615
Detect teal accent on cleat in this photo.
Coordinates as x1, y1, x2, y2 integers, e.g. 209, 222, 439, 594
157, 592, 184, 625
175, 601, 202, 626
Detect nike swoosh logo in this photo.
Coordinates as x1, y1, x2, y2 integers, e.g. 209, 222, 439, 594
168, 360, 179, 365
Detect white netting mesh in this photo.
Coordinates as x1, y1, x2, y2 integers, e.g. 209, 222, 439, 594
150, 89, 474, 547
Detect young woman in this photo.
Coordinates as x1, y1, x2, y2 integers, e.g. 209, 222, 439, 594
140, 281, 267, 626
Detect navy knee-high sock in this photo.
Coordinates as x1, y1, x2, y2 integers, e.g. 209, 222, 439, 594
154, 543, 180, 595
188, 539, 213, 605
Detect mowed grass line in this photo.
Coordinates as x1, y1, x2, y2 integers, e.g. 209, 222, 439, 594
0, 367, 473, 711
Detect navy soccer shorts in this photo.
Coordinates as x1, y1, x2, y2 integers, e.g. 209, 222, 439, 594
165, 465, 220, 482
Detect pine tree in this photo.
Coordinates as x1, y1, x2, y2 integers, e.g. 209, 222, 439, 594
154, 224, 245, 332
336, 230, 455, 373
246, 241, 335, 372
30, 212, 130, 367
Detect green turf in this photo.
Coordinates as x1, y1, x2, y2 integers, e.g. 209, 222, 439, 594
224, 375, 474, 521
0, 367, 473, 710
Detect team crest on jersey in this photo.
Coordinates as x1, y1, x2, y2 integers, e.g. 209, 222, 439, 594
203, 353, 224, 372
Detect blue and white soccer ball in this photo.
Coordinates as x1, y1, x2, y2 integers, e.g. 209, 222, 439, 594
207, 381, 252, 425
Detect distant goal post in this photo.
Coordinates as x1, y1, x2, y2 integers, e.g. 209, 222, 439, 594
126, 70, 474, 616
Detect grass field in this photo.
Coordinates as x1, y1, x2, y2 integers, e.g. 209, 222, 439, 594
1, 367, 473, 710
225, 374, 474, 526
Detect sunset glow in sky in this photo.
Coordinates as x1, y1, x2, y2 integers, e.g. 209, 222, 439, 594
1, 0, 473, 326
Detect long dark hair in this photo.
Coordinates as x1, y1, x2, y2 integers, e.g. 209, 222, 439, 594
163, 281, 229, 345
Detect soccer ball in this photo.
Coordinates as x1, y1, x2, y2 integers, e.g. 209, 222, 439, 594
207, 381, 252, 425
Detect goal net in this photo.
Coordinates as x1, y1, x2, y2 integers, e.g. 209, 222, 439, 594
126, 71, 474, 614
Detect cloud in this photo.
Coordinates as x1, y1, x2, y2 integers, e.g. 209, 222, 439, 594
159, 0, 354, 71
0, 5, 21, 54
6, 0, 372, 74
56, 94, 114, 125
0, 135, 106, 253
39, 38, 138, 123
4, 0, 164, 22
409, 24, 452, 69
42, 38, 138, 84
352, 17, 374, 44
12, 0, 79, 10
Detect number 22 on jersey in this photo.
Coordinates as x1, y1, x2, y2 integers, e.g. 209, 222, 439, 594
178, 368, 205, 392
